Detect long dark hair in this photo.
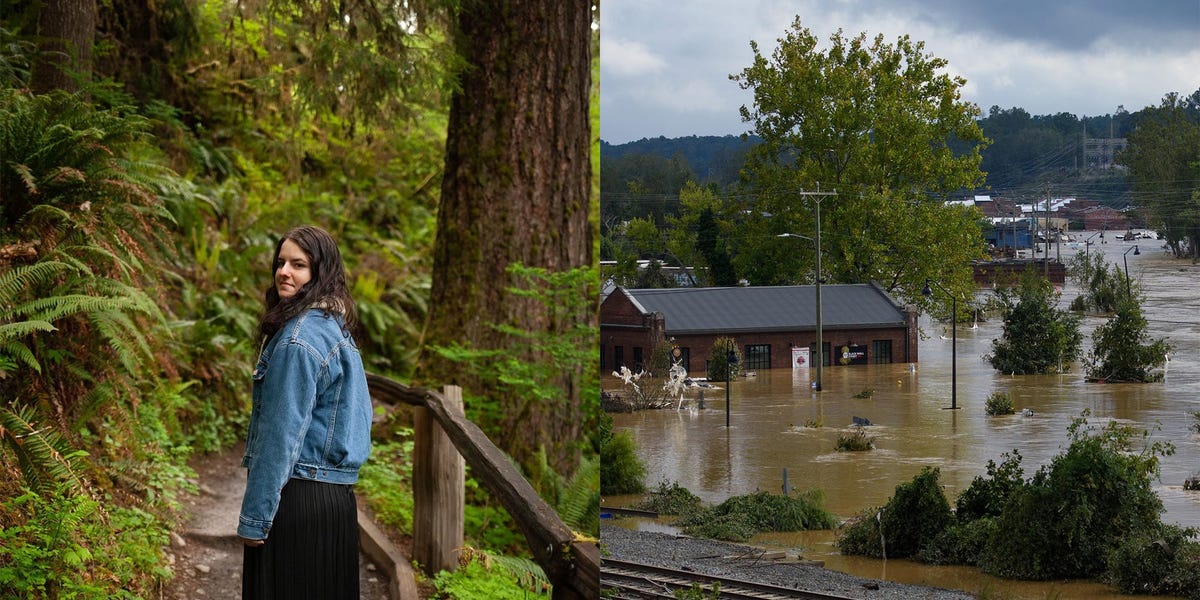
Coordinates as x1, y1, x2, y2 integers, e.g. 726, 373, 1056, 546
258, 225, 358, 341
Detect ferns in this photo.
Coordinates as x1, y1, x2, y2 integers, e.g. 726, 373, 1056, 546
0, 404, 88, 496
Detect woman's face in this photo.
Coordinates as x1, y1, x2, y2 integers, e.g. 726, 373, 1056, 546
275, 239, 313, 299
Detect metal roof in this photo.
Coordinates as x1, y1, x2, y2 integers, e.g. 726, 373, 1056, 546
621, 284, 909, 335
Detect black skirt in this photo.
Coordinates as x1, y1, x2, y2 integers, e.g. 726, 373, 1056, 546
243, 478, 359, 600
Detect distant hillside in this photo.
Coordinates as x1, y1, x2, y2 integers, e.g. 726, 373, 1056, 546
600, 134, 761, 185
601, 109, 1136, 205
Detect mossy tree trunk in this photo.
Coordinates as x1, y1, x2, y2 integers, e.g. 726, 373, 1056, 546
418, 0, 593, 475
30, 0, 95, 94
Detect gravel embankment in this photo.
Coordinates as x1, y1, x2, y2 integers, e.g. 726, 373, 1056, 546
601, 523, 975, 600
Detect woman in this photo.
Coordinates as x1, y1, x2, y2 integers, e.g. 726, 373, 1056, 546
238, 225, 373, 599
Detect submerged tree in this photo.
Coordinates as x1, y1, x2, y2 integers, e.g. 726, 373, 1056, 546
1066, 250, 1129, 314
985, 271, 1082, 374
1084, 299, 1171, 383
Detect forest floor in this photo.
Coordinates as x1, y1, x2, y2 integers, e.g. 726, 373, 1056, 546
161, 442, 395, 599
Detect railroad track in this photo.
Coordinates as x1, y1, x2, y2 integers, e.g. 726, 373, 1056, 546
601, 558, 859, 600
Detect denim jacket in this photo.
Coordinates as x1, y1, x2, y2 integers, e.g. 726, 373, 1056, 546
237, 308, 372, 540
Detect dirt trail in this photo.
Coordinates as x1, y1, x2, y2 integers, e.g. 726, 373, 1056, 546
163, 443, 392, 599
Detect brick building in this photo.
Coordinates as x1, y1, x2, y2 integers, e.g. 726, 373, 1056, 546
600, 284, 920, 377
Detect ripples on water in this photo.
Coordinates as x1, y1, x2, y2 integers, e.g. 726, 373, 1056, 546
606, 238, 1200, 599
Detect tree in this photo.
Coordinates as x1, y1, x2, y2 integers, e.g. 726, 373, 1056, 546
729, 18, 990, 310
985, 271, 1082, 375
1121, 91, 1200, 257
29, 0, 95, 94
664, 181, 736, 286
1066, 250, 1127, 314
416, 0, 594, 477
1084, 299, 1171, 383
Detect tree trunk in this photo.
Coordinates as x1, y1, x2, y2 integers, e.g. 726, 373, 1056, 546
418, 0, 593, 475
30, 0, 97, 94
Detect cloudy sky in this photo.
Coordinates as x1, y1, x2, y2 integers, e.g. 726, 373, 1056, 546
600, 0, 1200, 144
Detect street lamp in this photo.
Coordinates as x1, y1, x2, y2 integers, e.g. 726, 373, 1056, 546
1122, 244, 1140, 297
921, 279, 959, 410
725, 349, 738, 428
778, 232, 823, 391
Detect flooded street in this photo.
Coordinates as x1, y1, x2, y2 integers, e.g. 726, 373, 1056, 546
605, 235, 1200, 598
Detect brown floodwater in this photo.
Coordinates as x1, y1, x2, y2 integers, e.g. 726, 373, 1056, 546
605, 235, 1200, 599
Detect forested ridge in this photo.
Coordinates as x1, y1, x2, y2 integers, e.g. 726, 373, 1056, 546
603, 100, 1197, 203
0, 1, 599, 596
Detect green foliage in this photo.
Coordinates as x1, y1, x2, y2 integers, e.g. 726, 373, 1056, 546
955, 451, 1025, 523
852, 388, 874, 399
837, 467, 952, 558
357, 435, 416, 537
919, 518, 999, 566
1106, 523, 1200, 596
674, 581, 722, 599
1065, 250, 1127, 313
1084, 299, 1171, 383
835, 426, 875, 451
985, 270, 1082, 374
979, 415, 1171, 580
0, 404, 89, 496
706, 336, 741, 381
599, 413, 646, 495
432, 552, 549, 600
984, 392, 1015, 416
676, 489, 837, 542
636, 480, 704, 516
730, 18, 988, 303
0, 485, 169, 598
1121, 92, 1200, 258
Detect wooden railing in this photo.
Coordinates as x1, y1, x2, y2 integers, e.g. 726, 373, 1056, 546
366, 373, 599, 600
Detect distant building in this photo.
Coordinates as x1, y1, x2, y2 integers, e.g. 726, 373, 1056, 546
600, 284, 919, 376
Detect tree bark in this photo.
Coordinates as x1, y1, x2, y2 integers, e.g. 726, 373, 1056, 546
30, 0, 97, 94
418, 0, 593, 474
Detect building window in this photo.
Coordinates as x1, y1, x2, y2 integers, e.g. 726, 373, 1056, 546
633, 347, 644, 372
744, 344, 771, 370
614, 346, 624, 370
872, 340, 892, 364
678, 347, 691, 374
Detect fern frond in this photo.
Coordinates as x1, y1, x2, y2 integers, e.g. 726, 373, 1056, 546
557, 455, 600, 535
0, 404, 89, 495
0, 260, 74, 302
484, 552, 550, 594
0, 339, 43, 373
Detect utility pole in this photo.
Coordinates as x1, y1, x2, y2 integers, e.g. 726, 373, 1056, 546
800, 186, 837, 392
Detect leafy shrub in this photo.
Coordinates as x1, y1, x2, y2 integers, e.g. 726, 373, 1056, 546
837, 467, 952, 559
0, 485, 169, 598
1106, 523, 1200, 596
955, 451, 1025, 522
919, 518, 999, 566
984, 270, 1082, 375
636, 480, 702, 516
432, 552, 549, 599
984, 392, 1014, 416
1084, 299, 1171, 383
357, 435, 416, 536
979, 416, 1169, 580
835, 425, 874, 451
677, 490, 837, 542
599, 413, 646, 495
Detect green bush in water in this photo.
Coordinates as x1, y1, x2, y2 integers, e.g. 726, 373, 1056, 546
599, 413, 646, 495
837, 467, 952, 559
1106, 523, 1200, 596
635, 480, 703, 516
979, 417, 1168, 580
677, 490, 837, 542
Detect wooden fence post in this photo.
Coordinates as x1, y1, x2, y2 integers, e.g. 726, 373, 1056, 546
412, 385, 466, 576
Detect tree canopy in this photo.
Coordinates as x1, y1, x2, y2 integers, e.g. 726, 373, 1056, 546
726, 19, 989, 309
